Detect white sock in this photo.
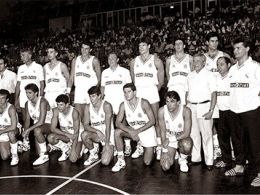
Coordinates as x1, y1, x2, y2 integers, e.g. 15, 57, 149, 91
124, 139, 131, 147
213, 134, 219, 146
179, 153, 188, 163
90, 147, 97, 155
38, 142, 47, 155
10, 142, 18, 156
117, 151, 124, 160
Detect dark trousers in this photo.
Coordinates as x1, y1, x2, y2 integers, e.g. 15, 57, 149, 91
217, 110, 245, 165
239, 107, 260, 172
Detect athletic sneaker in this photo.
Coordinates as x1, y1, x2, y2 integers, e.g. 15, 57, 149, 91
33, 154, 49, 166
124, 145, 132, 156
22, 139, 30, 152
156, 147, 161, 160
17, 141, 24, 153
84, 153, 99, 166
58, 151, 69, 162
131, 145, 144, 159
112, 159, 126, 172
214, 146, 222, 160
179, 159, 189, 172
10, 154, 19, 166
48, 144, 60, 153
58, 144, 70, 162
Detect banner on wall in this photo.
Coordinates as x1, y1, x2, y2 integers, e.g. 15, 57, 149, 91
49, 16, 72, 32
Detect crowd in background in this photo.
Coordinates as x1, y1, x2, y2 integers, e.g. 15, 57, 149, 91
0, 1, 260, 73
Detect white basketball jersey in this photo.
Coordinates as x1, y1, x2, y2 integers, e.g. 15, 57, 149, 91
0, 103, 12, 130
205, 51, 224, 73
164, 105, 184, 138
58, 106, 83, 134
124, 98, 151, 130
28, 97, 53, 124
167, 54, 191, 88
134, 55, 158, 87
89, 100, 114, 136
44, 62, 67, 93
74, 56, 98, 87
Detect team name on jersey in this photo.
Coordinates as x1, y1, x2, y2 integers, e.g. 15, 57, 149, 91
166, 129, 182, 136
210, 68, 218, 72
21, 75, 37, 80
217, 91, 230, 96
230, 83, 249, 88
171, 71, 188, 77
92, 121, 105, 126
129, 121, 146, 126
135, 73, 153, 78
76, 72, 91, 78
47, 78, 60, 83
105, 80, 123, 85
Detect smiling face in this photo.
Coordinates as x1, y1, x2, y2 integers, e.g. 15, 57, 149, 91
25, 89, 38, 102
139, 42, 150, 55
193, 55, 206, 72
47, 48, 58, 61
108, 53, 118, 67
217, 57, 230, 76
20, 51, 32, 64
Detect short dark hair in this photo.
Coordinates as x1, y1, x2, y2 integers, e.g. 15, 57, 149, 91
0, 55, 7, 65
139, 36, 151, 45
88, 86, 101, 96
81, 40, 92, 48
47, 44, 59, 54
165, 91, 180, 102
0, 89, 10, 99
232, 36, 252, 49
25, 83, 39, 93
206, 32, 219, 42
56, 94, 69, 104
123, 83, 136, 91
174, 37, 186, 45
20, 47, 32, 55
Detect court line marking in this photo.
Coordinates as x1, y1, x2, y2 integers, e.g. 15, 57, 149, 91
46, 159, 102, 195
0, 174, 129, 195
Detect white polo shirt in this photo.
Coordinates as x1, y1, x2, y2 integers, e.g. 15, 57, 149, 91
229, 57, 260, 113
17, 61, 44, 107
0, 69, 17, 93
101, 65, 131, 114
216, 73, 230, 111
187, 67, 217, 103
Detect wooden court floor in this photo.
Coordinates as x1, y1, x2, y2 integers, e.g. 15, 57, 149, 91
0, 146, 260, 194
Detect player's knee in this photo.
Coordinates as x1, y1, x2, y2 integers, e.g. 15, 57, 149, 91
47, 133, 56, 143
81, 131, 89, 141
161, 161, 171, 171
34, 128, 42, 138
114, 129, 123, 139
69, 153, 78, 163
178, 137, 193, 155
1, 152, 10, 160
144, 157, 152, 166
